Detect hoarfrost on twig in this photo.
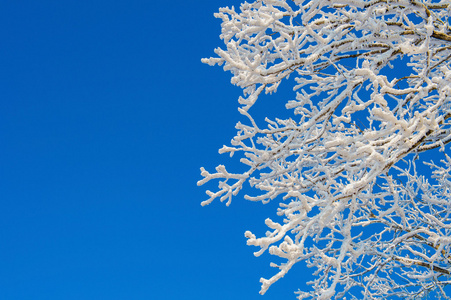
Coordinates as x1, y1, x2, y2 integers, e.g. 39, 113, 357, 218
199, 0, 451, 298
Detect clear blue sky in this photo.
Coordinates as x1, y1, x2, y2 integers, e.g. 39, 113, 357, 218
0, 1, 313, 299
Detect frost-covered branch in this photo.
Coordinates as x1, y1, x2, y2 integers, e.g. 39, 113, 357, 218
199, 0, 451, 298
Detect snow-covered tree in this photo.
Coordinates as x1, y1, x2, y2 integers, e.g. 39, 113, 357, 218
198, 0, 451, 298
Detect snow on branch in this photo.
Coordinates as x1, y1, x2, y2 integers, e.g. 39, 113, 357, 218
200, 0, 451, 298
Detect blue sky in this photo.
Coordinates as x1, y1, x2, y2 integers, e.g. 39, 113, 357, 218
0, 1, 314, 299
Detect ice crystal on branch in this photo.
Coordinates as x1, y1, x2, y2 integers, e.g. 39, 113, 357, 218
199, 0, 451, 298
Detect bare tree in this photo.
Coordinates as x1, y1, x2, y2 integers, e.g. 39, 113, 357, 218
198, 0, 451, 298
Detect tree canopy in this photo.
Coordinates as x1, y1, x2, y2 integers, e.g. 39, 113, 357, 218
199, 0, 451, 298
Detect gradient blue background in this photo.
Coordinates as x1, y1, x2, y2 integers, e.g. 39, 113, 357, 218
0, 1, 312, 299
